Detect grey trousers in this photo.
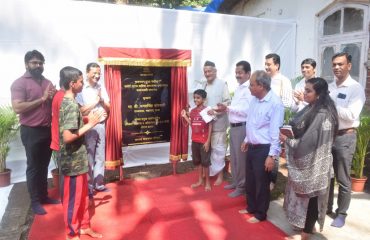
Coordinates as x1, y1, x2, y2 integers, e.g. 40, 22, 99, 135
229, 124, 247, 193
328, 132, 357, 216
85, 123, 106, 194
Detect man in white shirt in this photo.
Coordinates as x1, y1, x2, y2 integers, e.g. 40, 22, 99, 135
265, 53, 293, 108
292, 58, 316, 112
328, 52, 366, 228
265, 53, 293, 189
216, 61, 252, 198
239, 70, 284, 223
201, 61, 231, 186
76, 63, 111, 195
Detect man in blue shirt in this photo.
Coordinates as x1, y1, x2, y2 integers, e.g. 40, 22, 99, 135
239, 70, 284, 223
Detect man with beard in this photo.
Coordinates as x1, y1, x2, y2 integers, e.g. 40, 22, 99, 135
11, 50, 59, 215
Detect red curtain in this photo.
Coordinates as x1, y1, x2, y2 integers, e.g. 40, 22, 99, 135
104, 65, 123, 170
170, 67, 189, 161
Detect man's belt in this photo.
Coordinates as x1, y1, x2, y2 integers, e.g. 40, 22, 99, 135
337, 128, 356, 136
248, 143, 270, 149
230, 122, 246, 128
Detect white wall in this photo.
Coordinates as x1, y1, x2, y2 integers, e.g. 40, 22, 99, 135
0, 0, 296, 105
238, 0, 332, 78
0, 0, 296, 167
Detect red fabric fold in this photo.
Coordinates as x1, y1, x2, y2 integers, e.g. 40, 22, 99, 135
104, 65, 123, 170
170, 67, 189, 161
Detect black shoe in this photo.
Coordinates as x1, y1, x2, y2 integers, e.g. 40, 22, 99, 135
31, 202, 47, 215
41, 197, 61, 204
326, 210, 336, 219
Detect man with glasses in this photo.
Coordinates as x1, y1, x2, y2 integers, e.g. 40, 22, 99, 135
11, 50, 59, 215
76, 63, 110, 196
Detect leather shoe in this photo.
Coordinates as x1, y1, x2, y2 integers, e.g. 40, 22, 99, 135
326, 210, 336, 219
224, 184, 236, 190
41, 197, 61, 204
31, 202, 47, 215
228, 190, 243, 198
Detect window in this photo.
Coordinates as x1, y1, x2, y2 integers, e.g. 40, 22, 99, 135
323, 10, 341, 35
323, 7, 364, 36
321, 46, 335, 81
341, 42, 361, 80
343, 8, 364, 33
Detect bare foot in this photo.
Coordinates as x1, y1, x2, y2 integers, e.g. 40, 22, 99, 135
301, 232, 310, 240
214, 178, 223, 186
238, 209, 249, 214
205, 183, 211, 191
247, 217, 260, 223
191, 181, 203, 188
80, 228, 103, 238
214, 172, 223, 186
88, 198, 94, 208
284, 233, 303, 240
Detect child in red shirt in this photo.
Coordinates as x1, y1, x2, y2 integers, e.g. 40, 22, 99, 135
181, 89, 212, 191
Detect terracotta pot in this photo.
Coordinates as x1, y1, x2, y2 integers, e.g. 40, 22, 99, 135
0, 168, 11, 187
351, 176, 368, 192
51, 168, 60, 191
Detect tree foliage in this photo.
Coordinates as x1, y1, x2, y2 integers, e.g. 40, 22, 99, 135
123, 0, 211, 8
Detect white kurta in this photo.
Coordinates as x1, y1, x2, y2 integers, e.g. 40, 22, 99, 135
202, 78, 231, 176
270, 73, 293, 108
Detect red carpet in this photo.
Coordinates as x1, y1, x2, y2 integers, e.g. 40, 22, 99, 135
29, 171, 287, 240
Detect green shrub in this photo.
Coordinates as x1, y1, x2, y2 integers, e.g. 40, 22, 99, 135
352, 114, 370, 179
0, 106, 19, 172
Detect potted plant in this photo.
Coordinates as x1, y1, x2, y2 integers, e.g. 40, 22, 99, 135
0, 105, 19, 187
351, 114, 370, 192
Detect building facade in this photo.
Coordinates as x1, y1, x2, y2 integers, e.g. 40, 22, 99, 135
229, 0, 370, 106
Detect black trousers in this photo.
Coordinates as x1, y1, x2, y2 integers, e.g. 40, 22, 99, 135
20, 125, 52, 204
303, 197, 318, 234
245, 144, 270, 221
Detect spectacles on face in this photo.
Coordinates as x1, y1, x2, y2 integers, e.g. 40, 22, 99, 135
28, 61, 44, 66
